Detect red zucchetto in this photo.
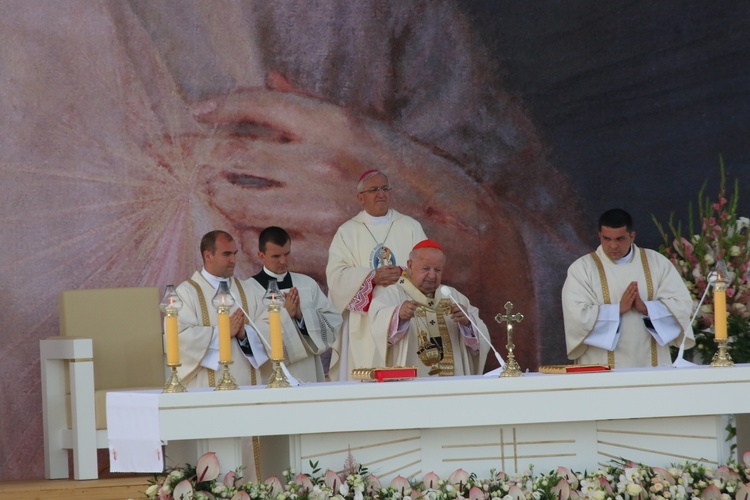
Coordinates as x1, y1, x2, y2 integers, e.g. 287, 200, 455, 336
358, 169, 381, 182
412, 239, 443, 251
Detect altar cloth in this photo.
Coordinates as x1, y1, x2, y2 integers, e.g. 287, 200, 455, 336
107, 391, 163, 472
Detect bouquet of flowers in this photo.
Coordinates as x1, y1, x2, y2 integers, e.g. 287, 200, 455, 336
146, 452, 750, 499
652, 158, 750, 363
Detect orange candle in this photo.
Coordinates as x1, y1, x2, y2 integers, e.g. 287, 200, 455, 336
714, 287, 727, 340
218, 310, 232, 363
165, 312, 179, 365
269, 308, 283, 360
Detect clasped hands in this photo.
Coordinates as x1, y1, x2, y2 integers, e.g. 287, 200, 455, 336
283, 287, 302, 320
620, 281, 648, 316
228, 286, 303, 342
399, 300, 471, 326
373, 265, 402, 287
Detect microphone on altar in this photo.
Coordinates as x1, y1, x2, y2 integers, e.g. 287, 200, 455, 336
228, 290, 300, 385
440, 285, 506, 369
673, 271, 718, 368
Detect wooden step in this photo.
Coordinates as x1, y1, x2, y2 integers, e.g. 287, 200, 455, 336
0, 475, 151, 500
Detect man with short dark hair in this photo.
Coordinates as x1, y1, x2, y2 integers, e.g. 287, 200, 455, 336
174, 230, 270, 387
562, 209, 694, 368
244, 226, 341, 382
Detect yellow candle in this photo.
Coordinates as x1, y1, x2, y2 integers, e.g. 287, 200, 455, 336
269, 308, 283, 360
714, 287, 727, 340
165, 312, 179, 365
218, 310, 232, 363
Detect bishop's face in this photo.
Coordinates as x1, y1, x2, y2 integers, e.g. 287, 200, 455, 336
599, 225, 635, 261
357, 173, 391, 217
407, 248, 445, 296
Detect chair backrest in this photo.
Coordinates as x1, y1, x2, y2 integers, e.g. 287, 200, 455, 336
59, 287, 165, 390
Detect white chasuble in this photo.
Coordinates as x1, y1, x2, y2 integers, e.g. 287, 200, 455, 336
370, 277, 489, 377
174, 271, 270, 387
326, 209, 426, 379
562, 244, 694, 368
243, 272, 341, 383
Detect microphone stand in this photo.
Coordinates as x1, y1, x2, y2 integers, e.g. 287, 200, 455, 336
440, 286, 506, 369
673, 272, 716, 367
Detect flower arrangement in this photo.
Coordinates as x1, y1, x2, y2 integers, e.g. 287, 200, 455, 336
652, 158, 750, 363
147, 452, 750, 500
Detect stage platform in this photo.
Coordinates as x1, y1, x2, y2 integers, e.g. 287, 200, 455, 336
0, 475, 150, 500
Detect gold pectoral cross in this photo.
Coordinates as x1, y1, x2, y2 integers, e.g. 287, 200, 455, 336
494, 301, 524, 377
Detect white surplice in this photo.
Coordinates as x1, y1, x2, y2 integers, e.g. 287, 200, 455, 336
326, 209, 426, 379
243, 271, 341, 383
562, 244, 694, 368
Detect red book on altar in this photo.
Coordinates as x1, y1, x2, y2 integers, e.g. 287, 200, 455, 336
351, 367, 418, 382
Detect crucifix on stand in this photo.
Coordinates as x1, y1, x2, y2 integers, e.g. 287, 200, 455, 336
494, 301, 524, 377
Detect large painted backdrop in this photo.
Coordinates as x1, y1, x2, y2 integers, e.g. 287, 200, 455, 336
0, 0, 748, 481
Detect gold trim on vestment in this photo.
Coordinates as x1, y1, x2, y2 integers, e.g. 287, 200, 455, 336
399, 274, 456, 376
590, 249, 658, 368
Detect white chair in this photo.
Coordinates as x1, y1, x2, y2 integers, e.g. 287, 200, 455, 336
40, 287, 166, 480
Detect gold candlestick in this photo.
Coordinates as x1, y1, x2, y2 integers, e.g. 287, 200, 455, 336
264, 280, 291, 388
267, 358, 291, 388
710, 338, 734, 367
163, 363, 187, 393
215, 360, 239, 390
495, 301, 524, 377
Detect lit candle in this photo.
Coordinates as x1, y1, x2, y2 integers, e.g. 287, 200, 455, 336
714, 286, 727, 340
218, 309, 232, 363
269, 307, 283, 360
160, 285, 183, 367
165, 309, 179, 365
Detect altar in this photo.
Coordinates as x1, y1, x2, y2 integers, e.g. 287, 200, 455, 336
107, 364, 750, 481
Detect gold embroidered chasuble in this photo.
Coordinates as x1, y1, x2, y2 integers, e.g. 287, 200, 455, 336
370, 274, 489, 377
562, 244, 694, 368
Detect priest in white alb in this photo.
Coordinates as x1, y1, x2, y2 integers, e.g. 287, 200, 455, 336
369, 239, 489, 377
174, 230, 270, 387
326, 170, 427, 379
562, 209, 694, 368
243, 226, 341, 383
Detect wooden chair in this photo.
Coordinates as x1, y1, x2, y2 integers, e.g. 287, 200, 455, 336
40, 287, 166, 480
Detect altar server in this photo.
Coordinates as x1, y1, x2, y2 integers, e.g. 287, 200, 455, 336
562, 209, 694, 368
243, 226, 341, 383
326, 170, 427, 379
174, 230, 270, 387
369, 239, 489, 377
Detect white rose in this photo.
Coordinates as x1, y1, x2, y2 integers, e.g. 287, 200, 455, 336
145, 484, 159, 497
704, 254, 715, 265
625, 483, 642, 496
730, 245, 742, 256
593, 490, 607, 500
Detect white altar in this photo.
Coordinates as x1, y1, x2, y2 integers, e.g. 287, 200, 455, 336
108, 364, 750, 481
